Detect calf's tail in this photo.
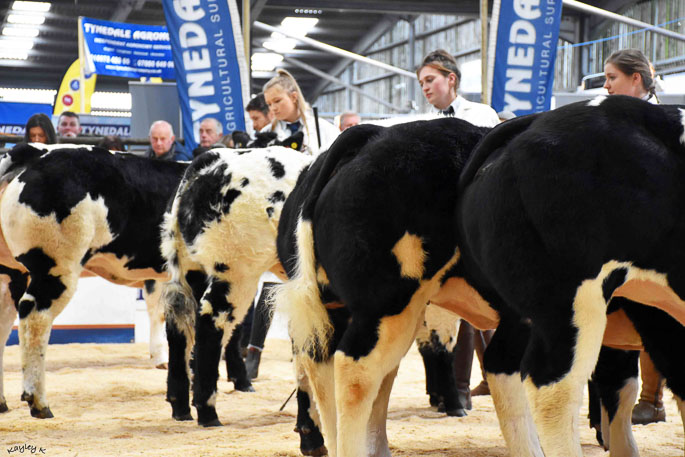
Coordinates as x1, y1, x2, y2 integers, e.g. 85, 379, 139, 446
271, 124, 384, 357
160, 196, 197, 345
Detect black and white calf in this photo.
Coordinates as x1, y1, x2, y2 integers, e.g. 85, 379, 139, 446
161, 146, 313, 427
273, 98, 685, 457
274, 118, 490, 457
456, 96, 685, 456
0, 144, 185, 418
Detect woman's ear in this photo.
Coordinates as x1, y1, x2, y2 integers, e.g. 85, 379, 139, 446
289, 91, 299, 106
448, 72, 458, 90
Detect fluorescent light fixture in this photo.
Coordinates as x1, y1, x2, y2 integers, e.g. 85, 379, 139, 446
12, 1, 51, 12
7, 13, 46, 25
0, 38, 34, 50
251, 52, 283, 72
280, 17, 318, 38
2, 26, 40, 37
91, 91, 132, 111
91, 110, 131, 118
263, 33, 297, 53
0, 87, 56, 102
251, 71, 276, 79
0, 50, 29, 60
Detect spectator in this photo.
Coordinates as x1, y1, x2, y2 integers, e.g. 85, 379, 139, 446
604, 48, 663, 426
23, 113, 56, 144
263, 69, 339, 155
57, 111, 82, 138
192, 118, 224, 158
417, 49, 499, 127
147, 120, 190, 161
604, 48, 658, 103
417, 49, 498, 409
246, 93, 273, 133
96, 135, 125, 152
339, 111, 361, 131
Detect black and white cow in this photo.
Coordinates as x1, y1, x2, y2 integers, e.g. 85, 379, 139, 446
455, 95, 685, 456
0, 144, 189, 418
161, 145, 313, 428
273, 118, 490, 456
273, 98, 685, 456
0, 144, 257, 419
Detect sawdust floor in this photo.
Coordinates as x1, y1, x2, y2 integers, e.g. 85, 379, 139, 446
1, 339, 682, 456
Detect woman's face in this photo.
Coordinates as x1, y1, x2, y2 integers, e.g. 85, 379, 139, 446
418, 66, 456, 110
28, 126, 47, 143
603, 63, 645, 98
264, 86, 299, 123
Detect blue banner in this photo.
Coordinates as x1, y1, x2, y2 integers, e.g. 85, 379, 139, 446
0, 102, 52, 136
488, 0, 563, 115
81, 17, 175, 79
162, 0, 249, 151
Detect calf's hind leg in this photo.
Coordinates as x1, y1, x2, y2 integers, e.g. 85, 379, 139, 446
523, 275, 613, 457
334, 297, 426, 457
18, 256, 81, 418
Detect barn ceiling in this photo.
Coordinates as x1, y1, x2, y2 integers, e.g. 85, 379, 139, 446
0, 0, 637, 100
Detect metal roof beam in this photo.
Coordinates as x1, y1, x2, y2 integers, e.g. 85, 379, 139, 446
263, 0, 470, 16
110, 0, 147, 22
284, 56, 409, 113
308, 15, 396, 100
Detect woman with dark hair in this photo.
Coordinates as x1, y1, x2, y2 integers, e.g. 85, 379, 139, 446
23, 113, 56, 144
604, 48, 664, 426
417, 49, 499, 127
603, 48, 658, 102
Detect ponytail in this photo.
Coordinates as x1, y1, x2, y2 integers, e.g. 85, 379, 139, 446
264, 69, 310, 136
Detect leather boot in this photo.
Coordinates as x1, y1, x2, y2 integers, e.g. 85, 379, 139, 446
632, 351, 666, 425
472, 329, 494, 396
453, 321, 475, 410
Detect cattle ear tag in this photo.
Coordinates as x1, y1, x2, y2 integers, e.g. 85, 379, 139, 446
291, 142, 298, 149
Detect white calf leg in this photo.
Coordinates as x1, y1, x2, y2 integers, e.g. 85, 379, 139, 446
608, 377, 639, 457
143, 281, 168, 368
300, 357, 337, 457
367, 367, 398, 457
676, 394, 685, 457
489, 372, 544, 457
0, 279, 17, 412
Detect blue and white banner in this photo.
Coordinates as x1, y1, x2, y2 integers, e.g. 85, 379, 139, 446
0, 102, 52, 135
488, 0, 563, 115
162, 0, 249, 151
80, 17, 175, 79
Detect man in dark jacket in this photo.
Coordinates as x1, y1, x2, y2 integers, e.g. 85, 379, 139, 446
147, 120, 191, 161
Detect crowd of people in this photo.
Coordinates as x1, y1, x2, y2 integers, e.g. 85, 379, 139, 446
14, 46, 667, 426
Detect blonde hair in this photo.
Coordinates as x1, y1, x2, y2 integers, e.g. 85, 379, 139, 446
263, 69, 310, 135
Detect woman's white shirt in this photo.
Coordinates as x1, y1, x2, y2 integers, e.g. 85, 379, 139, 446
438, 95, 501, 128
272, 114, 339, 156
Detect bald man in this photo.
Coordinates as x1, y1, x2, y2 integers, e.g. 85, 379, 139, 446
193, 118, 226, 158
147, 120, 190, 161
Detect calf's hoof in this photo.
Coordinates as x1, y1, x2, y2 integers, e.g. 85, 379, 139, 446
428, 393, 440, 408
197, 406, 221, 427
199, 418, 223, 427
0, 401, 8, 413
235, 383, 255, 393
297, 425, 326, 456
173, 412, 193, 421
30, 406, 53, 419
155, 362, 169, 370
302, 445, 327, 456
445, 407, 467, 417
